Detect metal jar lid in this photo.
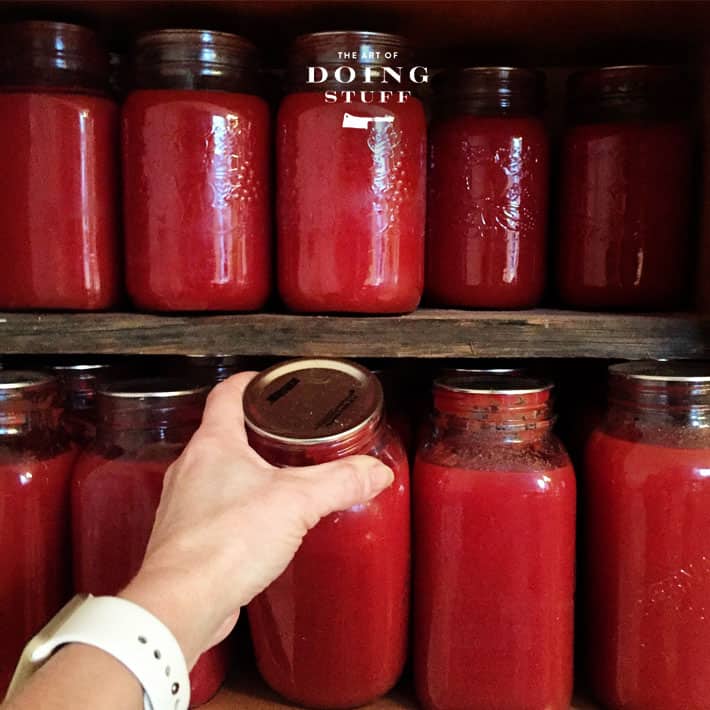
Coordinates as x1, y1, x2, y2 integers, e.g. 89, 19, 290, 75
243, 358, 383, 445
0, 370, 56, 395
609, 360, 710, 383
434, 374, 551, 396
99, 378, 210, 400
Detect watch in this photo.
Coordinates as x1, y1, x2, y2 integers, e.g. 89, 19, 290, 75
3, 594, 191, 710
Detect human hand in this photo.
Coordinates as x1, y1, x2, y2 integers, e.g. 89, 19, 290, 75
119, 372, 395, 667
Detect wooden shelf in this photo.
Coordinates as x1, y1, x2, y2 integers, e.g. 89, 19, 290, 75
0, 310, 708, 359
204, 670, 600, 709
205, 664, 600, 709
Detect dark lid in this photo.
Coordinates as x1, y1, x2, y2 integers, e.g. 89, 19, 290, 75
438, 366, 525, 378
0, 21, 110, 93
129, 29, 259, 92
244, 358, 383, 445
433, 66, 545, 115
568, 65, 691, 122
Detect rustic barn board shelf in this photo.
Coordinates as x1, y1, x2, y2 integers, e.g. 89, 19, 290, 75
205, 668, 599, 709
0, 310, 708, 359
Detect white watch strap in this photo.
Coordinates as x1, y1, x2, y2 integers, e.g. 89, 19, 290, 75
8, 594, 190, 710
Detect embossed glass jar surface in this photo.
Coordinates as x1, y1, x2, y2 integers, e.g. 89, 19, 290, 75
426, 67, 548, 308
558, 65, 693, 309
584, 361, 710, 710
122, 29, 271, 311
277, 32, 426, 314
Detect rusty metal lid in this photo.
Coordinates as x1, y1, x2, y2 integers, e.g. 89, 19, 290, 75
243, 358, 383, 445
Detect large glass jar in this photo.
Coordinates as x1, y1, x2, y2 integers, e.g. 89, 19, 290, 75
414, 375, 576, 710
558, 65, 693, 309
71, 380, 228, 707
584, 361, 710, 709
277, 32, 426, 313
427, 67, 549, 308
0, 21, 119, 310
122, 30, 271, 311
0, 372, 75, 695
244, 358, 410, 708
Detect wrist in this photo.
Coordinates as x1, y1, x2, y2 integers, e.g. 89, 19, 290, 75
120, 571, 205, 668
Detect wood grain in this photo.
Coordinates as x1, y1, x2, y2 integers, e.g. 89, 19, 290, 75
0, 310, 708, 359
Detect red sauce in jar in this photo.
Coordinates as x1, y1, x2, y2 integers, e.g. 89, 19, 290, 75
122, 30, 270, 312
558, 66, 693, 309
0, 22, 119, 311
427, 68, 549, 308
244, 359, 410, 708
0, 451, 75, 694
414, 377, 575, 710
277, 33, 426, 314
0, 372, 74, 695
71, 382, 227, 707
584, 362, 710, 710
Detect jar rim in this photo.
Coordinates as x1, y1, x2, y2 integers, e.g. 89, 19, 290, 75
434, 375, 552, 396
609, 360, 710, 383
244, 358, 383, 446
99, 378, 210, 399
0, 370, 55, 391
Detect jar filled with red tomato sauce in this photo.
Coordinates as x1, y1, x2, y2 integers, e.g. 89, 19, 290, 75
558, 65, 693, 309
0, 372, 75, 695
427, 67, 549, 308
71, 380, 229, 706
414, 375, 576, 710
122, 30, 271, 311
584, 361, 710, 709
277, 32, 427, 313
0, 22, 119, 310
244, 358, 410, 708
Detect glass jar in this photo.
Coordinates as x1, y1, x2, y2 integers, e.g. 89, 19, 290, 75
0, 21, 119, 310
584, 361, 710, 709
0, 371, 75, 695
414, 375, 575, 710
71, 380, 228, 706
122, 29, 271, 311
244, 358, 410, 708
51, 363, 112, 446
558, 65, 693, 309
427, 67, 549, 308
277, 32, 427, 313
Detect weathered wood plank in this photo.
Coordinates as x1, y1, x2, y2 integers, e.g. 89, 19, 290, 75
0, 310, 708, 359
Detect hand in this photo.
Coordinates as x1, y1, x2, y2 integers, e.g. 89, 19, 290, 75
120, 372, 394, 667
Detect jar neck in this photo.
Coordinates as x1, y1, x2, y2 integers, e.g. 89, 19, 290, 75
96, 391, 205, 447
247, 410, 384, 466
568, 65, 690, 124
433, 67, 544, 119
129, 29, 259, 93
287, 31, 423, 94
432, 386, 554, 443
0, 21, 110, 95
608, 377, 710, 428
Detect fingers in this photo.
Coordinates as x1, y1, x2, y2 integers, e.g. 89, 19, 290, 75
290, 455, 395, 518
199, 371, 258, 441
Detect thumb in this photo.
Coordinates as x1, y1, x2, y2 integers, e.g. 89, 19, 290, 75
289, 455, 395, 519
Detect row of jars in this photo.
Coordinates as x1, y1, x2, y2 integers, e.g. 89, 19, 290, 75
0, 22, 696, 314
1, 356, 709, 709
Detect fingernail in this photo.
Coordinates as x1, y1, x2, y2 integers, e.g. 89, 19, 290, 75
371, 463, 395, 489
